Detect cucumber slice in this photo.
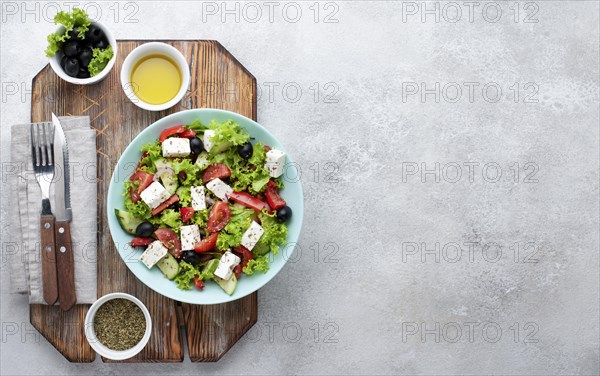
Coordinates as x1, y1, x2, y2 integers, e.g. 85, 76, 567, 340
214, 274, 237, 295
154, 158, 178, 194
156, 253, 179, 280
195, 152, 210, 170
202, 259, 220, 275
252, 241, 270, 256
211, 142, 232, 155
114, 209, 144, 235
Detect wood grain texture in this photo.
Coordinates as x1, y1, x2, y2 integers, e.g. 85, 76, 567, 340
40, 214, 58, 305
30, 40, 257, 362
54, 220, 77, 311
30, 304, 95, 362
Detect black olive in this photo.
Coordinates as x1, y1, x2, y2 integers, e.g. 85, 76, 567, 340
190, 137, 204, 154
62, 41, 79, 57
178, 171, 187, 183
182, 251, 203, 265
85, 24, 105, 43
60, 55, 68, 70
64, 58, 80, 77
67, 26, 83, 41
77, 68, 91, 79
276, 206, 292, 222
238, 142, 253, 159
95, 37, 108, 49
78, 48, 93, 68
135, 222, 155, 238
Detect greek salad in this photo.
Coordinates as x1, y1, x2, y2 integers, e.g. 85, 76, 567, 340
115, 119, 291, 295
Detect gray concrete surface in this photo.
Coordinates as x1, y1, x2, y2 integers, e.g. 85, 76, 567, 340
1, 1, 598, 375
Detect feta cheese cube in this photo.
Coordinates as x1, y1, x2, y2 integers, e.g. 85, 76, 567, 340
180, 224, 201, 251
203, 130, 216, 152
139, 240, 168, 269
195, 151, 210, 170
162, 137, 191, 158
190, 186, 206, 211
241, 221, 264, 251
214, 251, 241, 280
264, 149, 286, 178
140, 181, 171, 209
206, 178, 233, 201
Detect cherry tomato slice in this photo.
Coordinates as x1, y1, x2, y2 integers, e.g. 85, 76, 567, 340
193, 275, 205, 290
194, 233, 218, 253
154, 228, 182, 258
233, 245, 254, 268
206, 201, 231, 232
229, 191, 266, 212
130, 237, 154, 247
180, 207, 195, 223
201, 164, 232, 184
130, 190, 141, 204
264, 180, 286, 210
159, 125, 185, 142
180, 129, 197, 138
130, 171, 154, 203
151, 194, 179, 216
233, 265, 242, 279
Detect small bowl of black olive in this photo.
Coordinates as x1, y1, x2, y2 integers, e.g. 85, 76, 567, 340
46, 9, 117, 85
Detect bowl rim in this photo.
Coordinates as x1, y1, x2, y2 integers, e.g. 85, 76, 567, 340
48, 20, 118, 85
119, 42, 191, 112
84, 292, 152, 360
106, 108, 305, 305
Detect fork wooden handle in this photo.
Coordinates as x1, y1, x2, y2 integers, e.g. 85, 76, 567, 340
55, 220, 76, 311
40, 214, 58, 305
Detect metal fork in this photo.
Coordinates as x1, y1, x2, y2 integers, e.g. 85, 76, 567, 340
31, 122, 59, 305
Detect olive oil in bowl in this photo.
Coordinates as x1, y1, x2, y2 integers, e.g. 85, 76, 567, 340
130, 54, 182, 105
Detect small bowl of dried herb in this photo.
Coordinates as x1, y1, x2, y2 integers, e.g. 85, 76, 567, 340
84, 293, 151, 360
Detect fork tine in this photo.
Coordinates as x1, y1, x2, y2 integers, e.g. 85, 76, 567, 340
30, 124, 38, 167
42, 123, 51, 166
48, 124, 54, 166
37, 123, 46, 166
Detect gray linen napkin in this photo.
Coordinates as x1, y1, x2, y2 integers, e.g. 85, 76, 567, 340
8, 116, 97, 304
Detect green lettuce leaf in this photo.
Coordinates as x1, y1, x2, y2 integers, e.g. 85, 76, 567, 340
174, 260, 216, 290
257, 211, 288, 254
149, 209, 182, 231
243, 254, 270, 275
186, 119, 208, 132
207, 142, 271, 194
216, 206, 255, 250
139, 141, 162, 172
88, 46, 114, 76
208, 119, 250, 153
174, 261, 199, 290
172, 158, 200, 186
176, 186, 191, 206
45, 8, 91, 57
123, 180, 151, 220
191, 209, 209, 227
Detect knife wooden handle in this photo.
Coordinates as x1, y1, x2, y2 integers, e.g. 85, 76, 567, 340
40, 214, 58, 305
55, 220, 76, 311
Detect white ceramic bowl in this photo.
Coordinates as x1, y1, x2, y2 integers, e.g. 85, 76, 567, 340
48, 21, 117, 85
120, 42, 191, 111
84, 292, 152, 360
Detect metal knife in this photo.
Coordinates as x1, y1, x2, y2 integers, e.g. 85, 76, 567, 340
52, 114, 77, 311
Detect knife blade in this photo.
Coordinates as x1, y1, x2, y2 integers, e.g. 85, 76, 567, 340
52, 114, 72, 222
52, 114, 77, 311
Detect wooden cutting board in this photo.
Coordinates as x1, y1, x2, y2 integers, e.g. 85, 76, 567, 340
30, 40, 258, 362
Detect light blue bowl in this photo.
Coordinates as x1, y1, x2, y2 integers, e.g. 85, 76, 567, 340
106, 109, 304, 305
